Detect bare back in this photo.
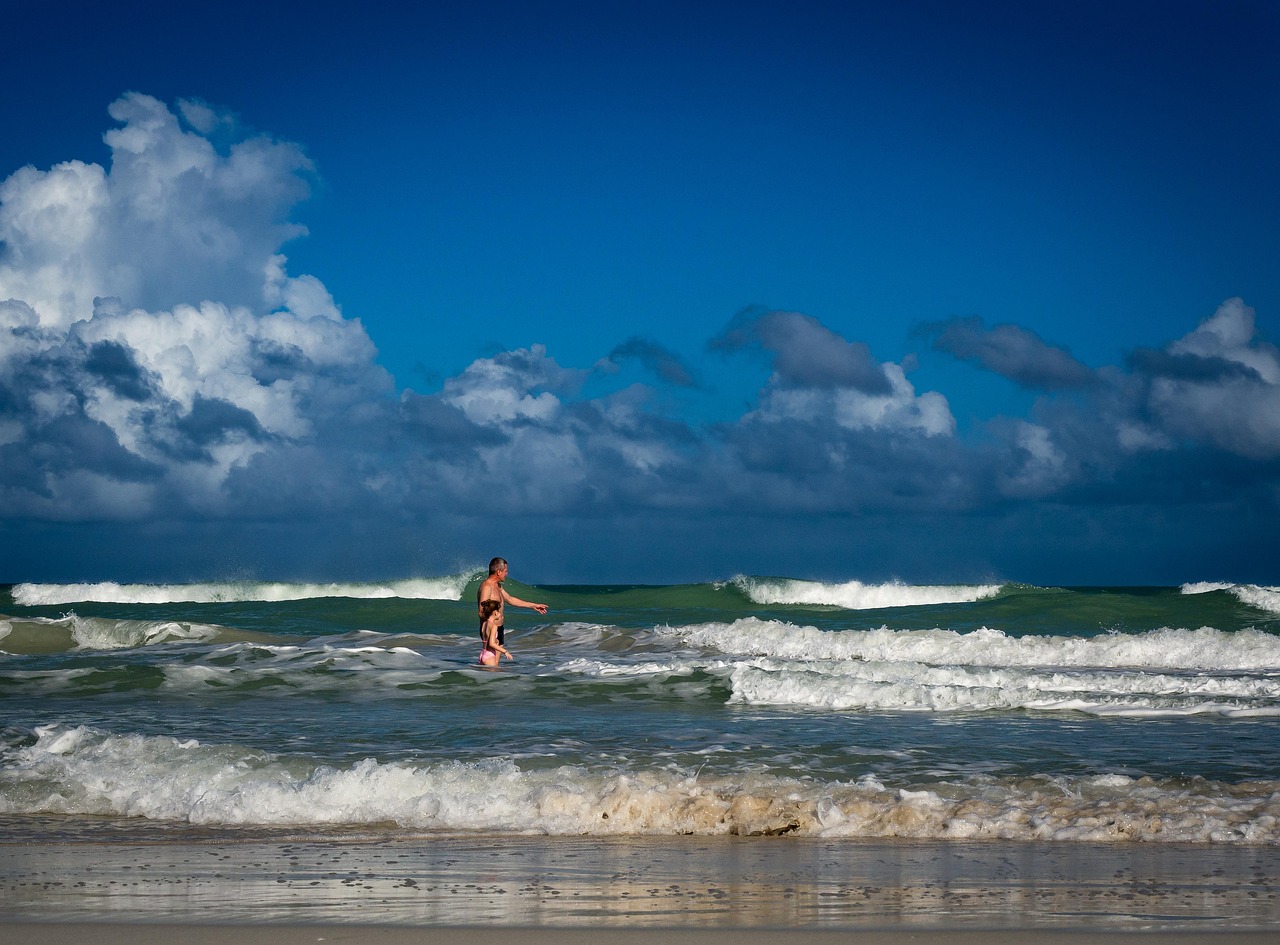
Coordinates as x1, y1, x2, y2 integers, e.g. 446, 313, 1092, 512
478, 573, 505, 623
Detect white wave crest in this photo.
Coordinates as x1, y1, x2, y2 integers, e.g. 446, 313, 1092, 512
11, 573, 479, 606
736, 577, 1002, 609
1181, 582, 1236, 595
1235, 586, 1280, 615
1181, 582, 1280, 617
3, 724, 1277, 843
670, 619, 1280, 671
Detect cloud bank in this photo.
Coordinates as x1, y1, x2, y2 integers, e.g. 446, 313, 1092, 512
2, 95, 1276, 582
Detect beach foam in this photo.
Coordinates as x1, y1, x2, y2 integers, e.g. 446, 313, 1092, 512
3, 724, 1278, 843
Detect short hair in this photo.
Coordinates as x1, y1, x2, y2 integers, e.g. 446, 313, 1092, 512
488, 557, 508, 575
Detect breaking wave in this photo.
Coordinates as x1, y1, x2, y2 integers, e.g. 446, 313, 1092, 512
735, 577, 1003, 610
1182, 582, 1280, 617
3, 724, 1276, 843
11, 574, 478, 606
669, 619, 1280, 671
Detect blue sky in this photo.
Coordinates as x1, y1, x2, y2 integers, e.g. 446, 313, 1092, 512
1, 0, 1278, 585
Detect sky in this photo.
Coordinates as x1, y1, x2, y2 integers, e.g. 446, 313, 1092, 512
1, 0, 1278, 585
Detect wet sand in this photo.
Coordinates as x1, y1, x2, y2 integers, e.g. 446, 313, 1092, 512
2, 831, 1278, 934
5, 928, 1280, 945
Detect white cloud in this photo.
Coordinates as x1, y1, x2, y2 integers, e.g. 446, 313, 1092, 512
442, 344, 580, 425
747, 361, 955, 437
998, 421, 1070, 497
1145, 298, 1280, 459
0, 93, 312, 330
1169, 297, 1278, 381
0, 160, 108, 326
0, 94, 390, 520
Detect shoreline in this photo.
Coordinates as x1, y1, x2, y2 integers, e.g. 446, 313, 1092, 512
4, 927, 1280, 945
3, 832, 1278, 933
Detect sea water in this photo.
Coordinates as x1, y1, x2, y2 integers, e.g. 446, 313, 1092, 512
2, 577, 1279, 843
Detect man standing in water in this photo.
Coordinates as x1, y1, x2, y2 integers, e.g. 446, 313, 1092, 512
478, 557, 548, 663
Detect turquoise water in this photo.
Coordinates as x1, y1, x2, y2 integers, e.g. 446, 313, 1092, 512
2, 577, 1279, 842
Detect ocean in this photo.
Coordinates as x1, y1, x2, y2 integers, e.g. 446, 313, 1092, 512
3, 576, 1279, 844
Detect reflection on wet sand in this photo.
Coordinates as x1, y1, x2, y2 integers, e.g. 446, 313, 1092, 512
2, 832, 1278, 930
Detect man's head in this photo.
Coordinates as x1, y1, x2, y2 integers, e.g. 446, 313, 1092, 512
489, 557, 508, 576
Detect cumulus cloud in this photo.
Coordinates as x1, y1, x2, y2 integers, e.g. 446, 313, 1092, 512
740, 362, 955, 438
0, 94, 390, 521
921, 297, 1280, 506
442, 344, 585, 426
711, 309, 954, 439
1128, 298, 1280, 459
1, 93, 1276, 581
921, 315, 1095, 390
711, 308, 894, 394
395, 345, 705, 514
0, 93, 312, 329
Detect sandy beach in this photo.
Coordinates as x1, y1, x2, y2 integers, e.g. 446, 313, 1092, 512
3, 827, 1278, 937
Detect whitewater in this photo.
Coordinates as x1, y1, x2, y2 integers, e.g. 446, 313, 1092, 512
2, 576, 1279, 844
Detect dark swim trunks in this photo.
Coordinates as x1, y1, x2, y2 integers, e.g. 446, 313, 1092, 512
497, 625, 505, 645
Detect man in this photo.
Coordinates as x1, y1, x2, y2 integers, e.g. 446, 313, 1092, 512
477, 557, 548, 649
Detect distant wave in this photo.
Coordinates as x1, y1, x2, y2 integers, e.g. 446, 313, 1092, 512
1181, 582, 1280, 616
735, 576, 1002, 610
11, 574, 479, 606
3, 723, 1276, 842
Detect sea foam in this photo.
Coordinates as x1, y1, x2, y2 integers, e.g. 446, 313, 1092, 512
3, 724, 1277, 843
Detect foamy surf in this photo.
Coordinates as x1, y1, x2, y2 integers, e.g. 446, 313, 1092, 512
669, 619, 1280, 671
722, 658, 1280, 717
5, 579, 1278, 853
3, 724, 1277, 843
735, 577, 1002, 609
